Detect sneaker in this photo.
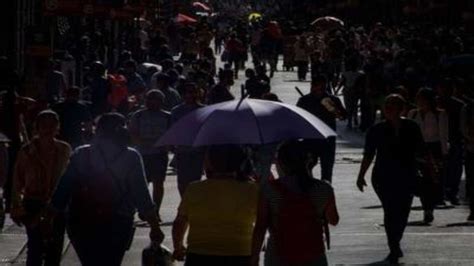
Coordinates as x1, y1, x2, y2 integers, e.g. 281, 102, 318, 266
424, 210, 434, 224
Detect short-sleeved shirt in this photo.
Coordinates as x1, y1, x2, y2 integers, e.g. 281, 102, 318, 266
180, 179, 259, 256
129, 109, 170, 155
297, 93, 345, 131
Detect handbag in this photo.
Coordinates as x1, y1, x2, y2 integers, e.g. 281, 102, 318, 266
142, 243, 174, 266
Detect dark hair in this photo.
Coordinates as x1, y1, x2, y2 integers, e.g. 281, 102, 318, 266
35, 110, 59, 128
146, 89, 165, 104
277, 140, 315, 192
205, 145, 251, 181
384, 93, 406, 109
96, 112, 129, 148
66, 86, 81, 98
416, 88, 437, 112
124, 60, 137, 70
311, 75, 327, 86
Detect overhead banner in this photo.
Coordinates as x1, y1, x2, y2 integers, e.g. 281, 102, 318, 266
43, 0, 151, 18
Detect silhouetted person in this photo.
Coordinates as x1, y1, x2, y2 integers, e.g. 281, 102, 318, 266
357, 94, 425, 264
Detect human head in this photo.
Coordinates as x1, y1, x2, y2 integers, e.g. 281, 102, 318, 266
436, 78, 454, 98
91, 61, 106, 77
124, 60, 137, 75
35, 110, 60, 140
245, 68, 256, 78
415, 88, 437, 112
204, 145, 248, 179
183, 83, 200, 104
145, 89, 165, 111
262, 92, 281, 102
383, 94, 406, 121
66, 87, 81, 101
160, 59, 175, 72
155, 73, 170, 90
255, 64, 266, 76
311, 75, 327, 95
96, 112, 129, 148
276, 140, 314, 191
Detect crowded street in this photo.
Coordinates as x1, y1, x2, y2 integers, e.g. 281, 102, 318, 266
1, 58, 474, 265
1, 0, 474, 265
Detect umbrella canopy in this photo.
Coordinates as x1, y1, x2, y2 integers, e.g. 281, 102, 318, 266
311, 16, 344, 30
175, 13, 198, 25
156, 99, 336, 147
192, 1, 211, 12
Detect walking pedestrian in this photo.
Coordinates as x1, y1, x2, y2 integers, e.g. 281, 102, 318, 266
170, 83, 205, 196
408, 88, 449, 223
172, 145, 258, 266
130, 90, 171, 222
251, 140, 339, 266
225, 33, 246, 79
294, 36, 310, 81
297, 75, 347, 182
0, 137, 7, 230
436, 79, 465, 205
461, 100, 474, 221
11, 110, 71, 266
207, 71, 235, 104
88, 61, 110, 118
48, 113, 164, 266
357, 94, 425, 263
151, 73, 182, 112
52, 87, 92, 148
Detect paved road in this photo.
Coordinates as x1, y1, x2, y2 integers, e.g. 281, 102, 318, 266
1, 60, 473, 265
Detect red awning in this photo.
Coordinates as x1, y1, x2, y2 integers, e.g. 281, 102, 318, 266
175, 13, 197, 24
192, 2, 211, 12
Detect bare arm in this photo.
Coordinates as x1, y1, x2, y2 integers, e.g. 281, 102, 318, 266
172, 202, 189, 261
325, 192, 339, 225
357, 155, 375, 192
251, 194, 270, 266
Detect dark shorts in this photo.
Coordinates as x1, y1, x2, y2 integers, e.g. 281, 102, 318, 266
142, 153, 169, 183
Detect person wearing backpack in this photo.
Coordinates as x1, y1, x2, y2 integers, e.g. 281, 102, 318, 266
408, 88, 449, 224
47, 112, 164, 266
251, 140, 339, 266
